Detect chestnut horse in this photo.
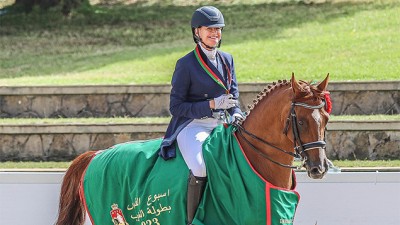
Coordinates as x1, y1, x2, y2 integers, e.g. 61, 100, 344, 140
56, 74, 331, 225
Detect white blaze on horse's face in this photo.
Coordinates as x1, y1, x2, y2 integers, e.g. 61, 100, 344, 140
311, 109, 321, 135
305, 108, 328, 179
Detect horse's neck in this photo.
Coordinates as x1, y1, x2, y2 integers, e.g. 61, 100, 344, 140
238, 134, 294, 189
239, 87, 295, 189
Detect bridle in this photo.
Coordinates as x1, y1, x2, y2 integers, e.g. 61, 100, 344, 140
235, 100, 327, 169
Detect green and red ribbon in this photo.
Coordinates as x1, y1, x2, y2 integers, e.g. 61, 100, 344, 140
194, 45, 231, 93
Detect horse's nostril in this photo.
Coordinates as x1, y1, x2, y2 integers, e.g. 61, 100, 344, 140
311, 167, 321, 174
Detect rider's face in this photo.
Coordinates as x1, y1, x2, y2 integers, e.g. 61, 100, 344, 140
196, 26, 222, 49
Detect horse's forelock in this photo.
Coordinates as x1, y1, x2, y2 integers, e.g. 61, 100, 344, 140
293, 80, 324, 102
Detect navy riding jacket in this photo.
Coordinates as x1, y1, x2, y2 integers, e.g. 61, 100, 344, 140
159, 45, 242, 160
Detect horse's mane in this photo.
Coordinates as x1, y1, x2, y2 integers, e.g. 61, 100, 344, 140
246, 79, 325, 116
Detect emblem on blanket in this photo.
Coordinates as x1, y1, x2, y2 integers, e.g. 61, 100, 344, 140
127, 190, 173, 222
110, 204, 129, 225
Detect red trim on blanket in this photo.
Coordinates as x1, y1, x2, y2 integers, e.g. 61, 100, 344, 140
266, 182, 272, 225
79, 154, 96, 225
233, 130, 300, 195
234, 131, 301, 224
233, 132, 268, 183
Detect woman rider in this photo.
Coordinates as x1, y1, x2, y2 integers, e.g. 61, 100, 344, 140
159, 6, 244, 225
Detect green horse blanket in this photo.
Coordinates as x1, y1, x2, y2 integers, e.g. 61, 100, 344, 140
82, 124, 300, 225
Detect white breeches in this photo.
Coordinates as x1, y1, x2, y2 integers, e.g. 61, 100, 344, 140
84, 212, 93, 225
177, 118, 220, 178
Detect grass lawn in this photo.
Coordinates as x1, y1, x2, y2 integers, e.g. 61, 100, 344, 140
330, 160, 400, 168
0, 115, 398, 124
0, 0, 399, 85
0, 161, 72, 169
1, 160, 399, 169
0, 117, 171, 124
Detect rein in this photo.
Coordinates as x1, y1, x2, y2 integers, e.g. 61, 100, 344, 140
235, 101, 327, 169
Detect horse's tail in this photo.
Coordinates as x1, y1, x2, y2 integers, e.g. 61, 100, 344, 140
56, 151, 96, 225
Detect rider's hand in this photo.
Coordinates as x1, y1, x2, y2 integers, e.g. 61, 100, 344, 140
213, 94, 238, 109
231, 112, 245, 124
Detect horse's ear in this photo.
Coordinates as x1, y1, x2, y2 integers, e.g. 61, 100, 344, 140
291, 72, 302, 96
317, 73, 330, 92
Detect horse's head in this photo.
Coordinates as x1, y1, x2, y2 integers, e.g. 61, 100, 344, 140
237, 73, 331, 187
288, 73, 330, 179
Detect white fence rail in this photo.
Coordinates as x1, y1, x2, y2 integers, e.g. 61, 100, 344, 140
0, 172, 399, 225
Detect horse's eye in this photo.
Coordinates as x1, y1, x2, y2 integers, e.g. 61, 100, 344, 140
298, 120, 304, 125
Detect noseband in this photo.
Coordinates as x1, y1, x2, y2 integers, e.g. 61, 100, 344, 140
236, 101, 327, 169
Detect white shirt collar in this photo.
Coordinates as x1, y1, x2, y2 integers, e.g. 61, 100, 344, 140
199, 44, 217, 60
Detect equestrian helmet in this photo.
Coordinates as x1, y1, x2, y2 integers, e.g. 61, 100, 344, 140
191, 6, 225, 44
191, 6, 225, 28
